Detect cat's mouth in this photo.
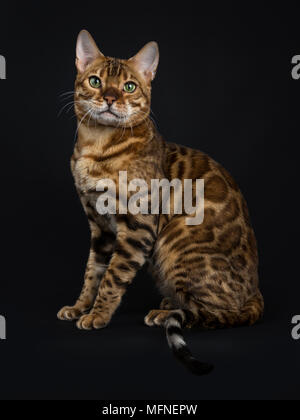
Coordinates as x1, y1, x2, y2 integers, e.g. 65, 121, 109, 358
81, 101, 127, 126
100, 109, 120, 118
91, 106, 126, 127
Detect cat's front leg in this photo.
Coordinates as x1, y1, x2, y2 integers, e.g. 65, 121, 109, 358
76, 215, 157, 330
57, 248, 106, 321
57, 226, 114, 321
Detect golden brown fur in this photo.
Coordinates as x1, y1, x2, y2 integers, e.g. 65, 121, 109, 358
57, 31, 263, 372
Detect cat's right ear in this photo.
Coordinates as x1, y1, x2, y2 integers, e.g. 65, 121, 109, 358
128, 42, 159, 82
76, 30, 104, 73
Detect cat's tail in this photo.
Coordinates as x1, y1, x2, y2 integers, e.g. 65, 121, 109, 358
165, 310, 214, 376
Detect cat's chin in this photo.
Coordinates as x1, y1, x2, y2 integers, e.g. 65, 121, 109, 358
94, 111, 124, 127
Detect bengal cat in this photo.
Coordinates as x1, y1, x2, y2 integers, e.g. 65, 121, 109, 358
57, 30, 264, 375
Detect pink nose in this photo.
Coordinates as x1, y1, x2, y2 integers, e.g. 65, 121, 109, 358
104, 95, 117, 106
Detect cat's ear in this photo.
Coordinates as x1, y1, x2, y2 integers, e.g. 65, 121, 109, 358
128, 42, 159, 82
76, 30, 104, 73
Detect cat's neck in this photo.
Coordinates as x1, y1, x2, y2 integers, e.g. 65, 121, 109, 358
76, 118, 155, 152
77, 124, 117, 148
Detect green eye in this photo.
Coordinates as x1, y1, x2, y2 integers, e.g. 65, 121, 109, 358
124, 82, 136, 93
89, 76, 101, 88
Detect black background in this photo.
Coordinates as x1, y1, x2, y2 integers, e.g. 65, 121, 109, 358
0, 3, 299, 400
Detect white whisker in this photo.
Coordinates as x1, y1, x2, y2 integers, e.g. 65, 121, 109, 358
59, 90, 76, 97
74, 108, 93, 143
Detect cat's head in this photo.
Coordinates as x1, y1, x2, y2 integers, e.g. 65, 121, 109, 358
74, 30, 159, 128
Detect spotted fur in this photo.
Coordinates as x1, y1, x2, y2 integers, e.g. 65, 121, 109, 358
58, 31, 264, 375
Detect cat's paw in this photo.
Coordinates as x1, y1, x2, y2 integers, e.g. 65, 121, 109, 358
57, 305, 84, 321
144, 309, 170, 327
76, 312, 110, 330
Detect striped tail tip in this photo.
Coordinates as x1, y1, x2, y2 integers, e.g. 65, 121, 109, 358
172, 346, 214, 376
166, 313, 214, 376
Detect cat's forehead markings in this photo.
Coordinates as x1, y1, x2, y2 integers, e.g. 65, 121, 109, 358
104, 57, 123, 77
100, 58, 132, 81
99, 67, 104, 77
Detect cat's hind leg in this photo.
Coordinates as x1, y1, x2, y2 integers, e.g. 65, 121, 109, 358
145, 309, 173, 326
160, 297, 176, 310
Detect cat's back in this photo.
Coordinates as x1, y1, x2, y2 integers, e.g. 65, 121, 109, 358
164, 141, 238, 191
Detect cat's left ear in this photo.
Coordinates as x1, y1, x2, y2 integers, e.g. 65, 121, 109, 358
128, 42, 159, 82
76, 30, 104, 73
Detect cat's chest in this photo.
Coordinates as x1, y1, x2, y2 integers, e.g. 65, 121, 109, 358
72, 158, 118, 233
72, 142, 125, 194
